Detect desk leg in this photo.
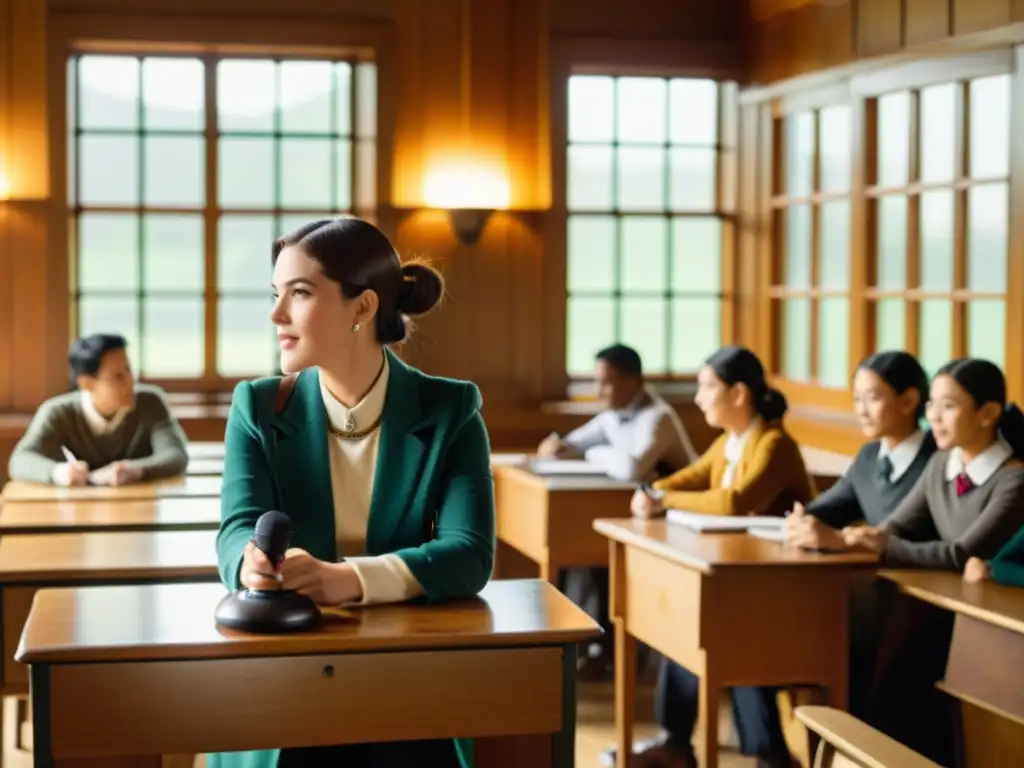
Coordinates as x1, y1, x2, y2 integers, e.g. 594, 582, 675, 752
552, 643, 577, 768
697, 672, 719, 768
614, 622, 637, 767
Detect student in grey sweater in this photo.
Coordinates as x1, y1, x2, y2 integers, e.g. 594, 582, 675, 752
8, 333, 188, 486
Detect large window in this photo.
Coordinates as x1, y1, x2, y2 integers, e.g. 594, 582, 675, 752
869, 76, 1008, 376
67, 53, 377, 384
564, 75, 730, 376
771, 104, 852, 389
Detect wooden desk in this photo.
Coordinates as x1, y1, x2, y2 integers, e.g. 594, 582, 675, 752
493, 464, 634, 582
18, 579, 600, 768
186, 457, 223, 476
0, 497, 221, 534
881, 569, 1024, 762
0, 475, 221, 503
186, 442, 224, 459
596, 519, 877, 767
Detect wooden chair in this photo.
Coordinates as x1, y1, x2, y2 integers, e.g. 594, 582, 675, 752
795, 706, 940, 768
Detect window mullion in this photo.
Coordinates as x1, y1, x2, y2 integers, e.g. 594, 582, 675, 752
203, 56, 219, 385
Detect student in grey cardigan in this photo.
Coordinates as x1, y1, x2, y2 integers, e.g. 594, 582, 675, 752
8, 333, 188, 486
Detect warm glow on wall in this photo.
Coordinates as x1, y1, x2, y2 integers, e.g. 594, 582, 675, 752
0, 168, 9, 200
423, 161, 511, 210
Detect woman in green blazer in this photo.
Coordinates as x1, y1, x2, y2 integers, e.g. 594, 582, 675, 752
211, 218, 495, 768
964, 526, 1024, 586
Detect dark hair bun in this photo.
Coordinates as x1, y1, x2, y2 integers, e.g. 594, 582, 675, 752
398, 263, 444, 316
759, 387, 789, 422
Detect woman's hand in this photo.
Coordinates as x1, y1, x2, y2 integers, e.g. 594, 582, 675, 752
630, 488, 664, 519
240, 540, 283, 592
785, 503, 848, 551
841, 525, 889, 553
963, 556, 991, 583
281, 548, 363, 606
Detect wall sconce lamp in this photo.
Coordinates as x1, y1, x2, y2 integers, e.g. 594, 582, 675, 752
423, 163, 511, 246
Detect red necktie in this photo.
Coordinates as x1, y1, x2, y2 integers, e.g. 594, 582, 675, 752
955, 472, 974, 497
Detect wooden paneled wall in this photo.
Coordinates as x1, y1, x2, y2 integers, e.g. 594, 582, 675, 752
750, 0, 1024, 84
0, 0, 743, 465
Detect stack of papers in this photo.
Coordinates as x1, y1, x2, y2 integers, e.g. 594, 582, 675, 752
666, 509, 786, 533
528, 459, 609, 476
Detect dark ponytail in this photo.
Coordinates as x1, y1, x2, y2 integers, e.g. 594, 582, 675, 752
937, 358, 1024, 459
858, 350, 930, 422
704, 345, 788, 422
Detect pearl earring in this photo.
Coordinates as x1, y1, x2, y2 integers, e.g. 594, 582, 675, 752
352, 323, 361, 332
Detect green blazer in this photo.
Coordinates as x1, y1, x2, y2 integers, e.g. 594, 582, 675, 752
990, 524, 1024, 587
210, 350, 495, 768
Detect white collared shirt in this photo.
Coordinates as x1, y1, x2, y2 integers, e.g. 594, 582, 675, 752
944, 439, 1013, 486
80, 391, 132, 436
878, 429, 926, 483
722, 419, 759, 489
318, 356, 424, 606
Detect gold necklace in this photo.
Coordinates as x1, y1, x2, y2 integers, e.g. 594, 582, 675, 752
329, 354, 386, 441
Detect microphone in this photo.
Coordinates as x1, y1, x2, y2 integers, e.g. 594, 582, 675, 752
213, 510, 322, 633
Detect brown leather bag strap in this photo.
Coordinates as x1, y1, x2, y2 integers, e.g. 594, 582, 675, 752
274, 373, 298, 415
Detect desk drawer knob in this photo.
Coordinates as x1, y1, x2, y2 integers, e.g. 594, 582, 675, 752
323, 664, 335, 678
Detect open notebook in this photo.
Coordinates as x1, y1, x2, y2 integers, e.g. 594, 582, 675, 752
666, 509, 786, 533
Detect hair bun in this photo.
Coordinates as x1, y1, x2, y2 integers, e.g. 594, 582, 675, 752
398, 263, 444, 316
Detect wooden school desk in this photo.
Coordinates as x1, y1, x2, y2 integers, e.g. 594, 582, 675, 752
493, 463, 634, 582
595, 519, 877, 768
0, 475, 222, 503
17, 579, 601, 768
0, 497, 221, 535
881, 569, 1024, 765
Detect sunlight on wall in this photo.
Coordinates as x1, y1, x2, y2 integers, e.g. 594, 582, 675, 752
423, 161, 511, 209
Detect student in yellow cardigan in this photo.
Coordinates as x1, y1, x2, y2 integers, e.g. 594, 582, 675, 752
616, 345, 815, 768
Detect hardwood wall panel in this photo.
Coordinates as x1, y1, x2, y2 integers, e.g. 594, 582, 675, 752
954, 0, 1013, 35
905, 0, 951, 48
550, 0, 738, 39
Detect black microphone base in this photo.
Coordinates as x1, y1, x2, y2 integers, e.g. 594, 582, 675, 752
214, 589, 322, 633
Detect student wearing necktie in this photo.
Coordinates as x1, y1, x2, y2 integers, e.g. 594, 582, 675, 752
211, 218, 494, 768
842, 357, 1024, 764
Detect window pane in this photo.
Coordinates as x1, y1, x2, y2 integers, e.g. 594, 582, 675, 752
617, 147, 665, 211
567, 146, 613, 211
621, 298, 667, 373
568, 76, 614, 143
784, 205, 811, 288
144, 136, 204, 207
217, 59, 276, 132
969, 75, 1010, 178
876, 299, 906, 351
818, 200, 850, 289
354, 139, 375, 209
79, 214, 139, 291
355, 63, 377, 139
671, 217, 720, 293
877, 196, 907, 289
280, 61, 333, 134
968, 300, 1005, 368
218, 297, 276, 376
68, 58, 77, 206
336, 139, 353, 210
669, 148, 716, 211
967, 183, 1007, 292
335, 63, 352, 135
786, 112, 814, 197
877, 91, 910, 188
80, 136, 139, 205
819, 105, 851, 193
621, 217, 667, 292
567, 216, 615, 292
617, 78, 666, 144
920, 190, 954, 290
142, 58, 203, 131
782, 299, 811, 381
281, 138, 332, 209
79, 297, 139, 369
142, 298, 203, 377
671, 298, 719, 373
143, 215, 203, 292
78, 55, 139, 130
219, 138, 274, 208
919, 300, 952, 377
817, 298, 849, 387
567, 297, 615, 375
278, 214, 323, 237
218, 215, 275, 292
669, 79, 717, 145
920, 83, 956, 184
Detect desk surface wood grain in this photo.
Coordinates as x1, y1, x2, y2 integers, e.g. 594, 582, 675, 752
594, 518, 878, 573
881, 569, 1024, 635
0, 496, 221, 533
16, 578, 601, 665
0, 474, 222, 503
0, 529, 218, 583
